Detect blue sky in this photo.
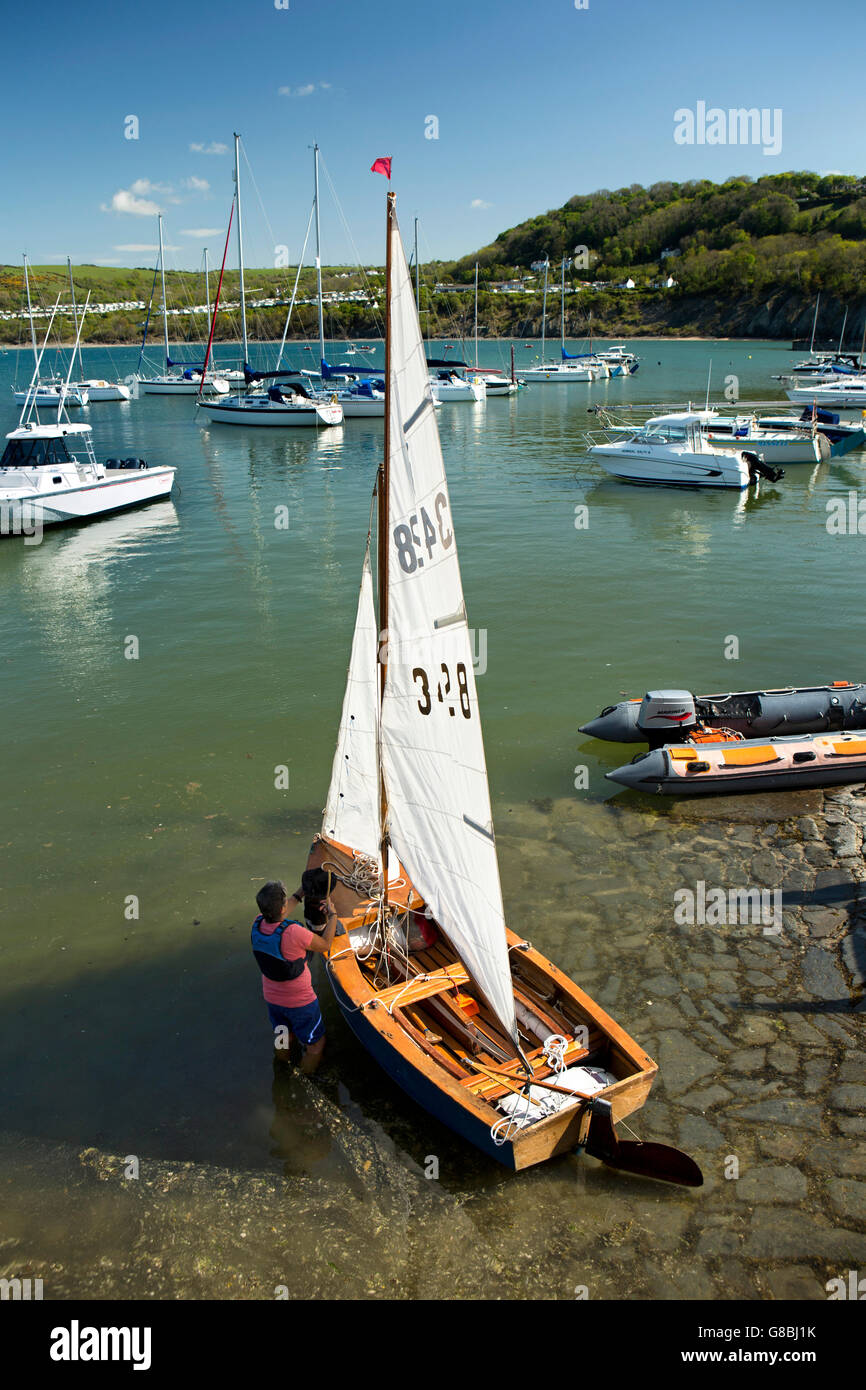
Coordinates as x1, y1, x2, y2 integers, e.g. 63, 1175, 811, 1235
2, 0, 865, 272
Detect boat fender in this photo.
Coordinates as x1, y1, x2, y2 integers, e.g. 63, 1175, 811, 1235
513, 998, 553, 1045
250, 916, 306, 981
301, 867, 336, 929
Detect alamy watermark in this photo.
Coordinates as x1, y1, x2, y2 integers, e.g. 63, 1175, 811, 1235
674, 102, 782, 157
1, 502, 43, 546
674, 881, 782, 936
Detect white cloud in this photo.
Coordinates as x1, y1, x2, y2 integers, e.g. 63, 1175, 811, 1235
471, 199, 492, 210
101, 188, 162, 216
278, 81, 328, 97
190, 141, 228, 155
114, 243, 181, 253
101, 174, 210, 217
180, 228, 223, 238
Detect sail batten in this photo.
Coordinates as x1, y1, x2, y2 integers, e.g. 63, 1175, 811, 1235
379, 201, 518, 1045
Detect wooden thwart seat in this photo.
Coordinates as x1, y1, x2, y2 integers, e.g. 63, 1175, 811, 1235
367, 961, 470, 1011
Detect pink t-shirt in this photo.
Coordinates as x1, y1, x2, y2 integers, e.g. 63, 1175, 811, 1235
258, 918, 315, 1007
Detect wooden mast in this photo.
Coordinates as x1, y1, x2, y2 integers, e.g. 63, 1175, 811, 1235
377, 191, 396, 871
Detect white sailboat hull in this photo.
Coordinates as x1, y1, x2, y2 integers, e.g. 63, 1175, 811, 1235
706, 432, 825, 465
430, 380, 485, 401
518, 364, 594, 382
199, 397, 343, 427
13, 386, 89, 407
338, 396, 385, 418
785, 380, 866, 408
139, 375, 230, 395
75, 380, 131, 402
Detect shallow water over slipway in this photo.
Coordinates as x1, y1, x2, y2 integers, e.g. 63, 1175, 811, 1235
0, 340, 864, 1298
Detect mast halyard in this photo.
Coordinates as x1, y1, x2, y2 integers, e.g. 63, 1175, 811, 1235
234, 133, 249, 368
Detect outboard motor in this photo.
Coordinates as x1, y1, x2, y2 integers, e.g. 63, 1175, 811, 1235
637, 690, 698, 747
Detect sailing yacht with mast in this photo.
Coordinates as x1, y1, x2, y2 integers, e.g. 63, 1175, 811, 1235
12, 256, 89, 409
303, 193, 701, 1185
517, 259, 596, 382
198, 137, 342, 428
137, 216, 230, 396
65, 259, 130, 402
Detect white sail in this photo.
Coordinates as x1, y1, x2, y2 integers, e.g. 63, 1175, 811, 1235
322, 544, 381, 859
380, 204, 518, 1045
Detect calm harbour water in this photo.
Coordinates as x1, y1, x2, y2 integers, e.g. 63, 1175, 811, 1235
1, 337, 864, 1299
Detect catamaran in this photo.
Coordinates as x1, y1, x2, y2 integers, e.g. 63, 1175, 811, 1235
303, 192, 701, 1185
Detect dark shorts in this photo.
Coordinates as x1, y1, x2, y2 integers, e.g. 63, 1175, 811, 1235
267, 999, 325, 1049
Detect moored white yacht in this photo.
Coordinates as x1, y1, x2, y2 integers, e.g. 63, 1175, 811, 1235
430, 370, 485, 402
595, 345, 639, 376
586, 411, 783, 489
75, 379, 131, 402
199, 381, 343, 427
136, 215, 231, 397
13, 382, 89, 408
785, 377, 866, 408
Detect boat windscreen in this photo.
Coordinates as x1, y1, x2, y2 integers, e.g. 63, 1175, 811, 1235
1, 436, 74, 469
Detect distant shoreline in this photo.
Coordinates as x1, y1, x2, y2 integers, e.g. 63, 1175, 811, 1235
0, 334, 798, 350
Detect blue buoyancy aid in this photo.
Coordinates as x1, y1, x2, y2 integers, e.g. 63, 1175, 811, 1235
251, 916, 306, 981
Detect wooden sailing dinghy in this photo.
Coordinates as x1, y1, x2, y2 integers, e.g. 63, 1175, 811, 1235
305, 194, 700, 1186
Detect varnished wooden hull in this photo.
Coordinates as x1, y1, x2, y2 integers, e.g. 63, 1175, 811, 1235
309, 835, 657, 1171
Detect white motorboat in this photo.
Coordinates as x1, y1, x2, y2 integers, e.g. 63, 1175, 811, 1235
430, 371, 485, 402
199, 383, 342, 427
595, 345, 639, 376
586, 411, 783, 489
785, 378, 866, 408
13, 382, 89, 408
0, 421, 174, 535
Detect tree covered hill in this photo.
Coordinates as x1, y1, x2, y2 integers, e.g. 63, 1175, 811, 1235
4, 172, 866, 345
451, 172, 866, 293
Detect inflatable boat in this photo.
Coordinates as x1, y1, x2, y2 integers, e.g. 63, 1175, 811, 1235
606, 730, 866, 796
580, 683, 866, 746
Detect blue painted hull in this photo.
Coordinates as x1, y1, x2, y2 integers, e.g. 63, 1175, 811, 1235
327, 968, 518, 1169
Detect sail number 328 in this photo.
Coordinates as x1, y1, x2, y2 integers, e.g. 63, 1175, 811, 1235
393, 493, 452, 574
413, 663, 471, 719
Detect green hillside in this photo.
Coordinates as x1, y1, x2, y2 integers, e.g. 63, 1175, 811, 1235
4, 172, 866, 345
